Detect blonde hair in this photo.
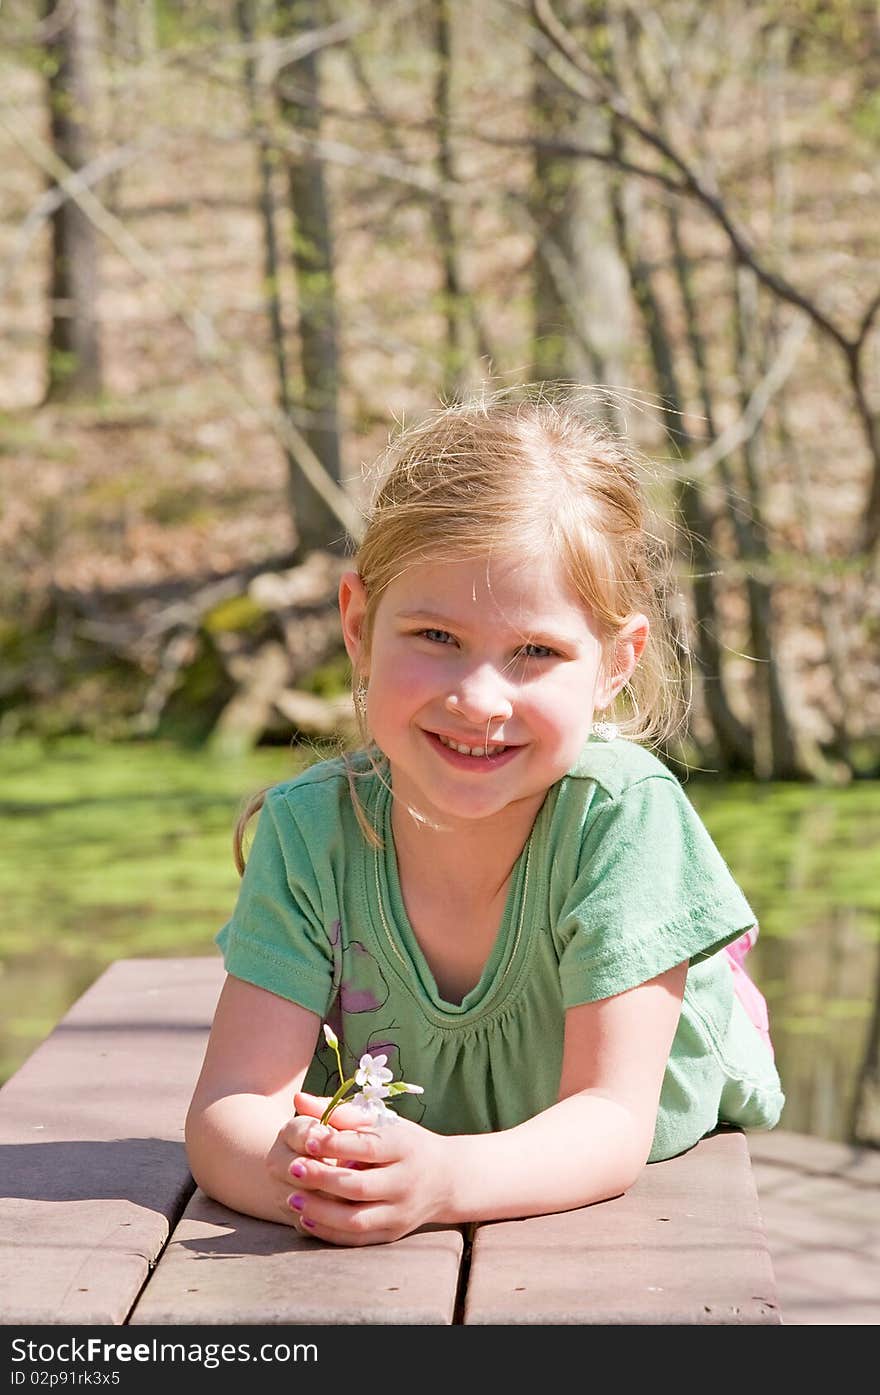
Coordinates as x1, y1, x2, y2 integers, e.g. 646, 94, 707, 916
234, 386, 686, 869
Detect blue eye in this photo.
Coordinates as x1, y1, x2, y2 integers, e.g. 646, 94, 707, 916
420, 628, 456, 645
520, 643, 556, 659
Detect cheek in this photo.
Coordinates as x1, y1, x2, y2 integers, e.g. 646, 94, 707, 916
370, 652, 438, 713
527, 675, 596, 741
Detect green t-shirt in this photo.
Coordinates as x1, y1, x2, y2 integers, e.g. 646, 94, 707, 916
217, 738, 783, 1162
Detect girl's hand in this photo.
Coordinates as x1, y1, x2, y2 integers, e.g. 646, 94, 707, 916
268, 1090, 453, 1246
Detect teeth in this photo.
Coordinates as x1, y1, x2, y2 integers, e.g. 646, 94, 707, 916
436, 733, 508, 758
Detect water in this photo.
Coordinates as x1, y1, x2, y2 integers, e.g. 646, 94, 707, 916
687, 779, 879, 1144
1, 738, 877, 1145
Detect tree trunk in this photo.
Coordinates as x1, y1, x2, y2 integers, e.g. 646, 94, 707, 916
732, 266, 802, 778
43, 0, 102, 402
343, 16, 495, 387
238, 0, 296, 433
531, 3, 618, 385
430, 0, 470, 400
276, 0, 345, 555
851, 942, 880, 1147
607, 125, 754, 771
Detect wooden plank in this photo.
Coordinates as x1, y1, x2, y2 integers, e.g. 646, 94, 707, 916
749, 1130, 880, 1325
0, 955, 464, 1327
748, 1127, 880, 1185
0, 956, 224, 1325
130, 1193, 464, 1326
463, 1129, 781, 1324
1, 955, 781, 1327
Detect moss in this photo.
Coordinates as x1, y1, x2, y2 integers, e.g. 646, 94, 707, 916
154, 633, 235, 746
203, 594, 268, 636
300, 650, 352, 698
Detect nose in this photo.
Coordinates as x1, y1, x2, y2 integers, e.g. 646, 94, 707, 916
445, 664, 513, 724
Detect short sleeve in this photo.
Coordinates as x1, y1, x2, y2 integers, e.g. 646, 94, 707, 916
216, 787, 334, 1016
556, 773, 755, 1007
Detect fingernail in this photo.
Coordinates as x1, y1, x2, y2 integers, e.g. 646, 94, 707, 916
290, 1161, 306, 1178
302, 1218, 316, 1229
305, 1138, 320, 1154
343, 1160, 363, 1170
288, 1194, 305, 1211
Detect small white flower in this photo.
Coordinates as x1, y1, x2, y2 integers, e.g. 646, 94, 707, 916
372, 1101, 398, 1126
358, 1081, 391, 1102
353, 1091, 398, 1125
355, 1052, 393, 1090
319, 1041, 425, 1127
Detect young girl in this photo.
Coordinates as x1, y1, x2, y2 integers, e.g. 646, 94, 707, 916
185, 391, 783, 1247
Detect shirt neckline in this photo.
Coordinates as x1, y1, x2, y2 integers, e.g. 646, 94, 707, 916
366, 769, 539, 1020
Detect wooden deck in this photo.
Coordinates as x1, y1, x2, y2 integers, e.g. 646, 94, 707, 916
748, 1130, 880, 1325
1, 955, 875, 1326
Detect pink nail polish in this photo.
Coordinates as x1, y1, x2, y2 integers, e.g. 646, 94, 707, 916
291, 1161, 306, 1178
302, 1218, 316, 1229
289, 1194, 305, 1211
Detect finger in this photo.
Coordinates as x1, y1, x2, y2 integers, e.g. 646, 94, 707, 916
283, 1151, 339, 1188
301, 1122, 390, 1166
281, 1112, 363, 1161
286, 1157, 388, 1204
292, 1201, 404, 1248
280, 1114, 332, 1154
290, 1209, 324, 1241
292, 1091, 331, 1120
297, 1219, 373, 1247
293, 1091, 374, 1132
276, 1188, 316, 1234
285, 1191, 396, 1247
268, 1126, 337, 1188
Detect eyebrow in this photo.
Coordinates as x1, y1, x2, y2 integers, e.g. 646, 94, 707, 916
396, 609, 464, 624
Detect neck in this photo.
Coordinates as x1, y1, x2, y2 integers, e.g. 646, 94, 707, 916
389, 791, 543, 900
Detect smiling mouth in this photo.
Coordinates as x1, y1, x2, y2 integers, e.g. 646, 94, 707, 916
434, 732, 511, 759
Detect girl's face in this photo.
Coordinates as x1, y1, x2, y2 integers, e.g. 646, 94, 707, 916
339, 551, 647, 832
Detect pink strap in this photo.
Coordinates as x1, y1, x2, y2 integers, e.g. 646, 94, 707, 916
724, 927, 774, 1057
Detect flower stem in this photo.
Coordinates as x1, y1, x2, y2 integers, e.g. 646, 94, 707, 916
320, 1076, 355, 1125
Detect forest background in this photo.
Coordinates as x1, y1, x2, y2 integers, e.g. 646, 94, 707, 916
0, 0, 878, 1148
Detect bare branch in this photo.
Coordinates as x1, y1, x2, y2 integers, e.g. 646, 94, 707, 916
0, 106, 362, 542
682, 314, 812, 481
857, 290, 880, 351
267, 125, 457, 199
530, 0, 856, 353
471, 130, 690, 197
0, 138, 153, 298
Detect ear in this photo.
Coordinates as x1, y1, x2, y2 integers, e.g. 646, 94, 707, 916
596, 613, 650, 708
338, 571, 369, 674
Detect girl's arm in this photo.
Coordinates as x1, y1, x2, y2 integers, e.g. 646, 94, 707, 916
449, 959, 688, 1218
288, 960, 688, 1244
184, 973, 324, 1226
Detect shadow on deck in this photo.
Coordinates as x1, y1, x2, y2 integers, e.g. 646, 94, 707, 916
749, 1129, 880, 1325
